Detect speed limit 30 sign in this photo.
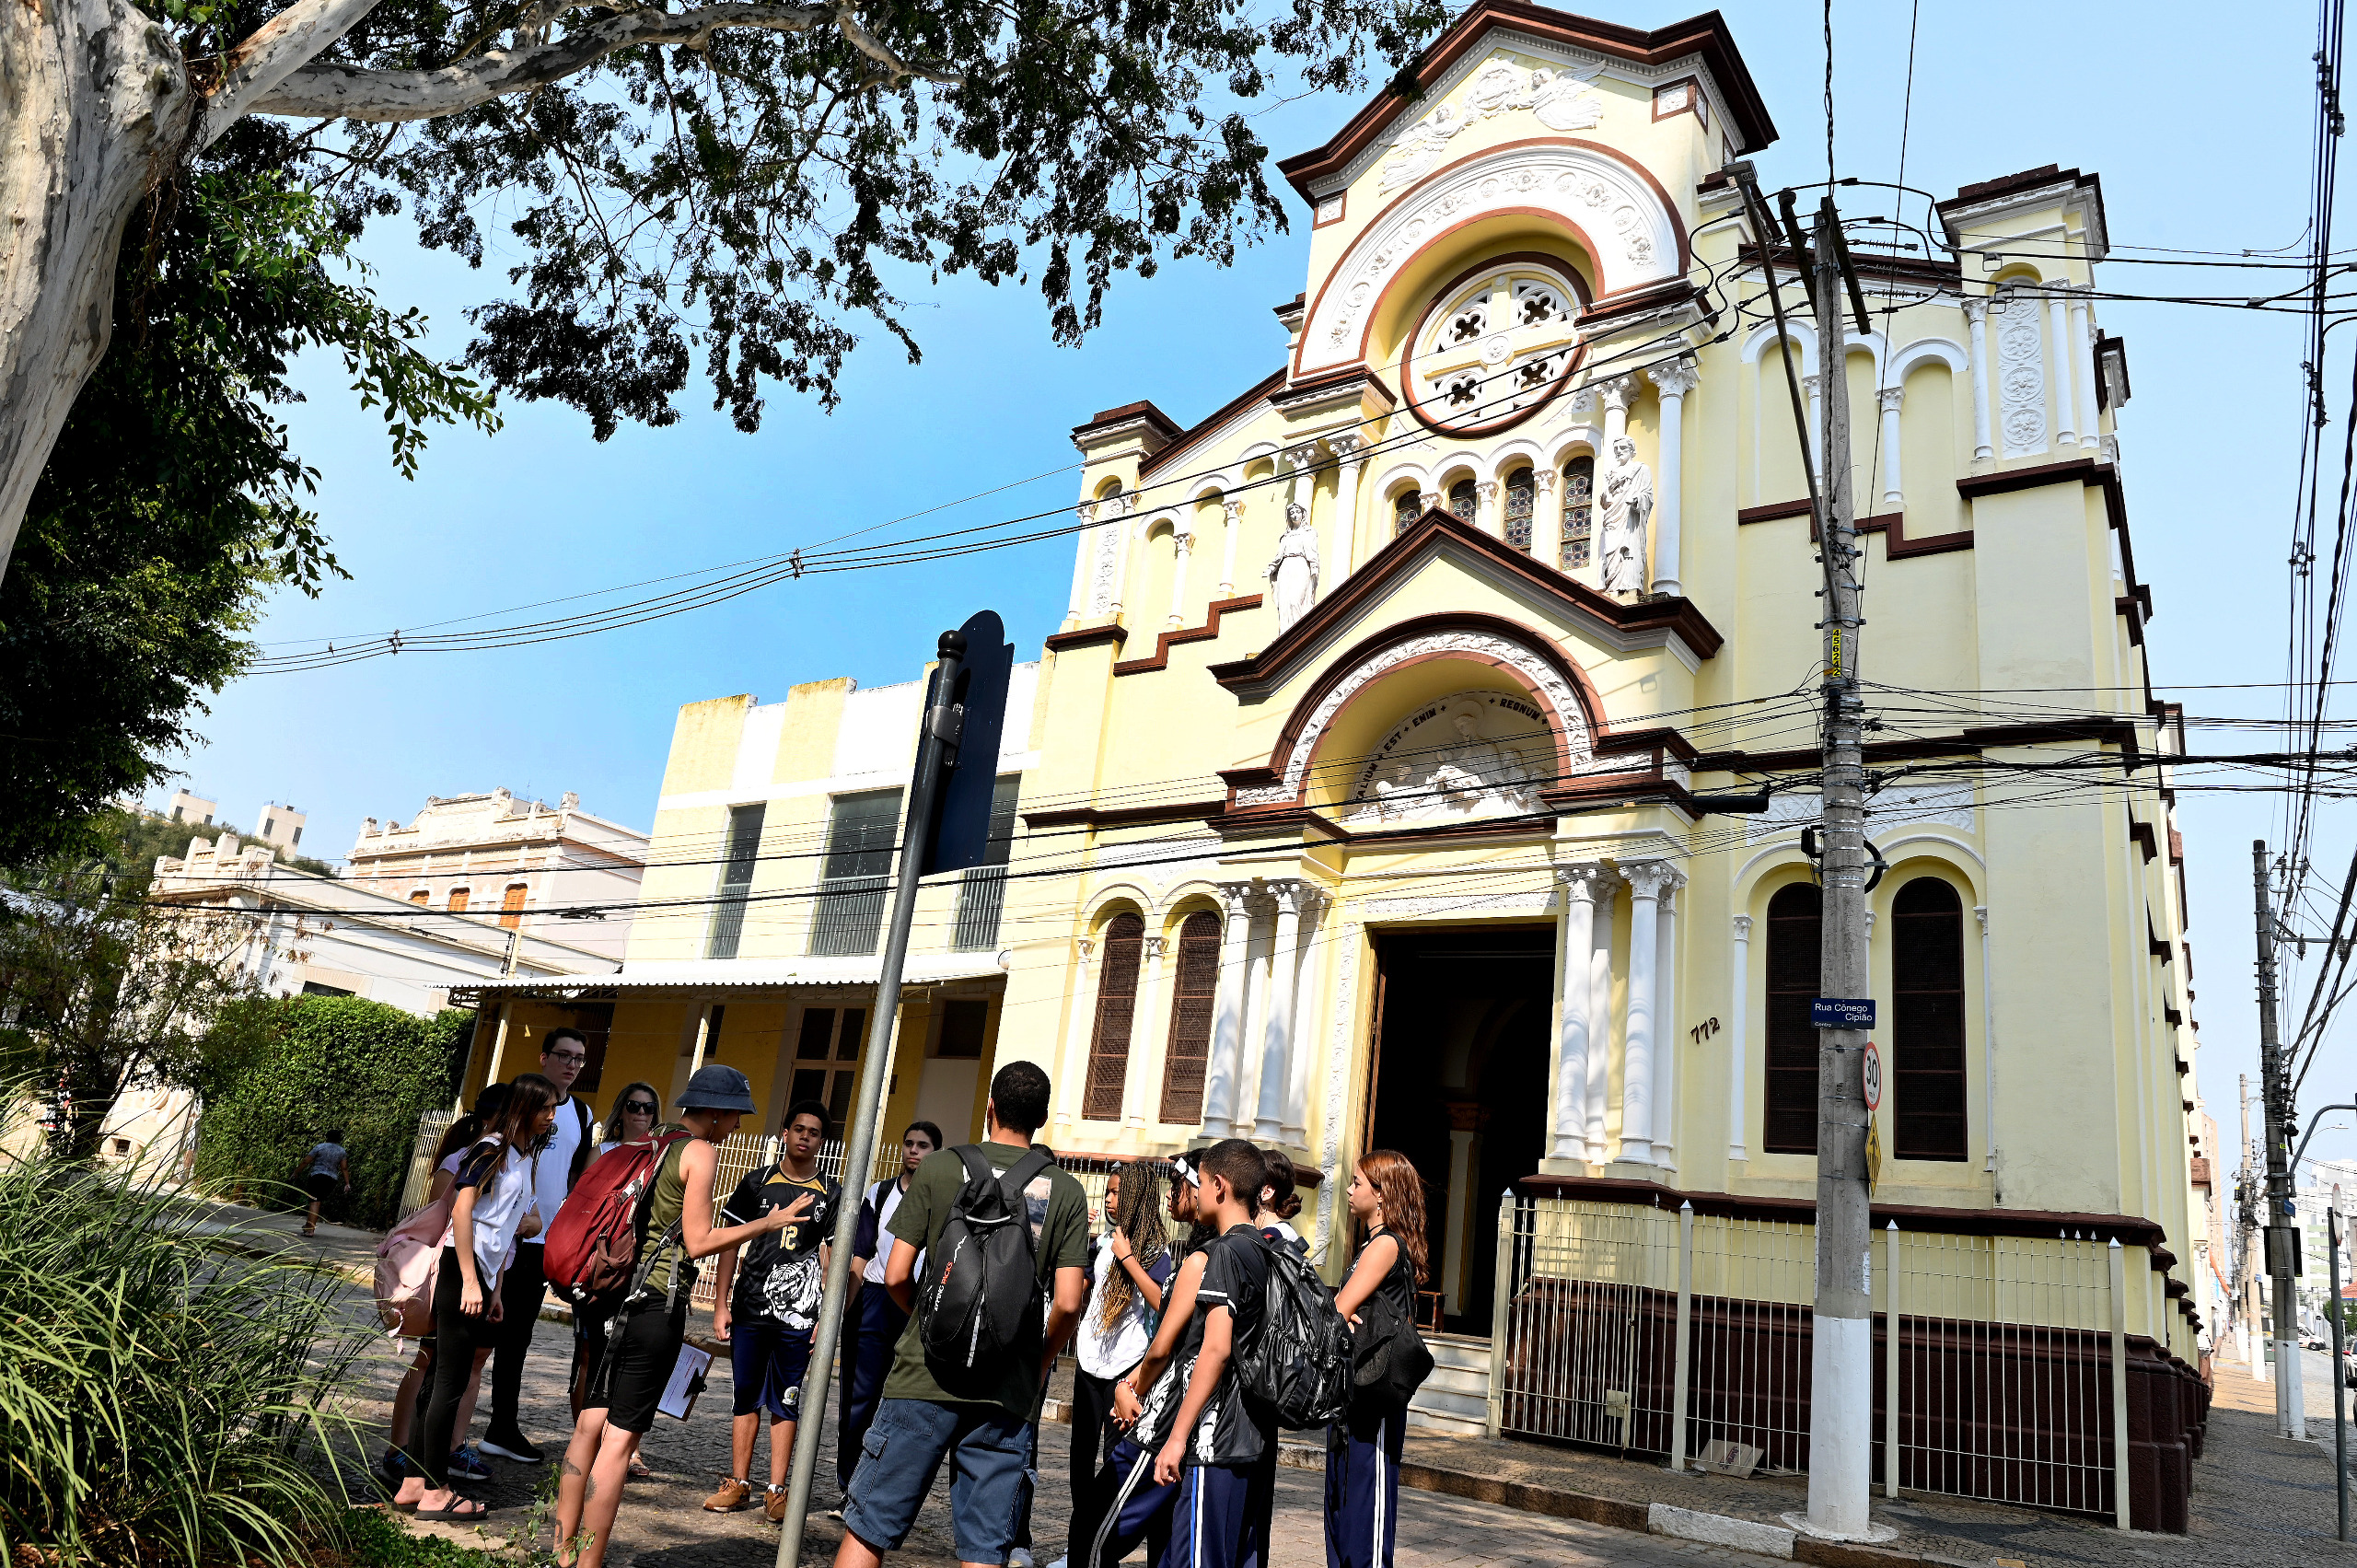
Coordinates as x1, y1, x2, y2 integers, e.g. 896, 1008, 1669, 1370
1862, 1041, 1884, 1112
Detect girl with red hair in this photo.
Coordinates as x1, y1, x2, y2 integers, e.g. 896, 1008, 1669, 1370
1325, 1149, 1429, 1568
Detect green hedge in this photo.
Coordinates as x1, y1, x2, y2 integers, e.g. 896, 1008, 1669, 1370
194, 995, 472, 1229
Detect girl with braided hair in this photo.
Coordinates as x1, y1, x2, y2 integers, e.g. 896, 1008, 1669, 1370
1064, 1163, 1174, 1565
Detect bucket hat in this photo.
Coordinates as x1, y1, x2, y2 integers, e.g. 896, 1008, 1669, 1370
678, 1063, 757, 1112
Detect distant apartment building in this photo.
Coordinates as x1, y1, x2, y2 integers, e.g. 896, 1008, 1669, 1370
346, 788, 650, 963
167, 789, 218, 826
253, 802, 308, 854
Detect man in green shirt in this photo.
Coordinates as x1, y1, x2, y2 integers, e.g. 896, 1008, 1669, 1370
834, 1061, 1089, 1568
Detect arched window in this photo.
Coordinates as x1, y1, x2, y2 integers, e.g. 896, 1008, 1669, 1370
1159, 909, 1223, 1124
1503, 467, 1536, 552
1394, 490, 1422, 535
1447, 478, 1478, 523
1083, 912, 1145, 1121
1891, 877, 1968, 1161
447, 887, 470, 913
1560, 454, 1595, 569
1763, 882, 1821, 1154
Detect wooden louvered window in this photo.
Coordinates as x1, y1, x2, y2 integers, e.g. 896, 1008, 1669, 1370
1503, 467, 1535, 552
1891, 877, 1968, 1161
1447, 478, 1478, 523
447, 887, 470, 912
500, 884, 528, 929
1762, 881, 1821, 1155
1082, 912, 1144, 1121
1158, 910, 1222, 1125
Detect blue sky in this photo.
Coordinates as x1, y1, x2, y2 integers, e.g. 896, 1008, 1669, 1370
166, 2, 2354, 1170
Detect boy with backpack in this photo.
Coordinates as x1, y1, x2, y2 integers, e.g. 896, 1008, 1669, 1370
1107, 1139, 1277, 1568
833, 1061, 1089, 1568
705, 1098, 841, 1522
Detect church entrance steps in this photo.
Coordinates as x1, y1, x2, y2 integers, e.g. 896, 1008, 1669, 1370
1409, 1330, 1496, 1436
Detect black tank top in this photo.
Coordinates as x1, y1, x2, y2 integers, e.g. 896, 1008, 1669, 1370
1357, 1228, 1416, 1324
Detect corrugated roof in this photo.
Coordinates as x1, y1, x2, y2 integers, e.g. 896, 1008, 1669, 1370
451, 951, 1010, 996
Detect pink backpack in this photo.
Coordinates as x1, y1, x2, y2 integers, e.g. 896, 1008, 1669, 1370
375, 1186, 457, 1337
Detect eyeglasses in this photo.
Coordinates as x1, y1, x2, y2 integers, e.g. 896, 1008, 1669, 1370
546, 1051, 587, 1063
621, 1101, 657, 1115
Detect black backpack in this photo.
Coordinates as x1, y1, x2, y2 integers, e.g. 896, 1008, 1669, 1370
1235, 1232, 1353, 1429
914, 1145, 1055, 1395
1349, 1249, 1434, 1411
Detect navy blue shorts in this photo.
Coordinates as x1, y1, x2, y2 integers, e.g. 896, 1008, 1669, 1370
842, 1398, 1030, 1563
729, 1316, 816, 1421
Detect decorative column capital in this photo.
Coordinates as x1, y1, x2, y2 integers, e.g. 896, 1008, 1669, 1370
1143, 935, 1168, 960
1174, 528, 1194, 553
1555, 862, 1608, 902
1222, 499, 1243, 527
1801, 372, 1821, 400
1265, 877, 1306, 914
1534, 466, 1558, 495
1215, 878, 1255, 914
1731, 912, 1754, 938
1620, 859, 1678, 900
1075, 936, 1097, 963
1332, 432, 1367, 463
1962, 296, 1990, 327
1973, 904, 1991, 935
1419, 490, 1442, 512
1877, 386, 1906, 414
1475, 479, 1500, 503
1595, 375, 1639, 412
1080, 501, 1100, 525
1648, 356, 1701, 400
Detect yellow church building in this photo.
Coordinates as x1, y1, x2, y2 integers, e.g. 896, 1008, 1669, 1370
460, 2, 2209, 1531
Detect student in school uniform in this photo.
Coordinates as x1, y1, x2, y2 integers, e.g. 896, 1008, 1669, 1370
1108, 1140, 1274, 1568
1324, 1150, 1430, 1568
836, 1121, 942, 1501
1056, 1164, 1171, 1568
1082, 1155, 1201, 1568
1250, 1150, 1306, 1260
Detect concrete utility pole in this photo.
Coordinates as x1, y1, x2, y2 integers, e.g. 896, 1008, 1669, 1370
2255, 839, 2304, 1437
2239, 1073, 2263, 1371
1805, 195, 1875, 1539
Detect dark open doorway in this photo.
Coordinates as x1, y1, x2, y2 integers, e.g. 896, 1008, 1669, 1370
1364, 924, 1554, 1336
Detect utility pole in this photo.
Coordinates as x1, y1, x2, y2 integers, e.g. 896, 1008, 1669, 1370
2256, 839, 2304, 1437
2239, 1073, 2262, 1372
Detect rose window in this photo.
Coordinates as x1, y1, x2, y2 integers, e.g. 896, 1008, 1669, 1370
1403, 261, 1588, 436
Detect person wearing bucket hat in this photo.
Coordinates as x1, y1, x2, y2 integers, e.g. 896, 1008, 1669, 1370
552, 1063, 804, 1568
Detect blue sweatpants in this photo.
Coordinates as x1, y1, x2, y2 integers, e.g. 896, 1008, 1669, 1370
1323, 1409, 1405, 1568
1164, 1458, 1273, 1568
1086, 1437, 1175, 1567
837, 1287, 905, 1490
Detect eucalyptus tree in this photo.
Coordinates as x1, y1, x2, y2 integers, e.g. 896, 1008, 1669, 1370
1, 0, 1443, 575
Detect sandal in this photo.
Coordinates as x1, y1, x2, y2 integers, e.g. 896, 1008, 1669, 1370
627, 1454, 653, 1481
416, 1496, 491, 1521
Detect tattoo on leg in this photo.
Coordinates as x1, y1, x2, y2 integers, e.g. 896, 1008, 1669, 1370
564, 1458, 585, 1478
582, 1474, 598, 1502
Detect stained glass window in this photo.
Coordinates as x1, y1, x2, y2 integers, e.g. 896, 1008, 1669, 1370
1503, 468, 1535, 552
1560, 453, 1596, 570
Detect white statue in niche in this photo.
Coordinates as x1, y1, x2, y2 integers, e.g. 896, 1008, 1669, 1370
1266, 502, 1320, 632
1354, 696, 1543, 824
1597, 434, 1654, 597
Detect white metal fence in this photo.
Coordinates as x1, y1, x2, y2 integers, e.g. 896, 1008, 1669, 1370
1489, 1192, 2191, 1527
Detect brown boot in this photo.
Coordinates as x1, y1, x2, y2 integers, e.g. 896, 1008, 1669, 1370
763, 1484, 791, 1524
702, 1476, 752, 1513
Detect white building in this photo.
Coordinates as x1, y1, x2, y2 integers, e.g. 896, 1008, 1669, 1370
166, 789, 218, 827
347, 788, 650, 962
253, 801, 308, 854
2295, 1161, 2357, 1321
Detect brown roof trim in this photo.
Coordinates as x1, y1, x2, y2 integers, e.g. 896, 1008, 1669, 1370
1113, 596, 1264, 677
1019, 798, 1226, 830
1955, 455, 2103, 500
1208, 508, 1723, 696
1275, 1, 1776, 202
1042, 623, 1130, 655
1736, 500, 1972, 559
1137, 367, 1289, 479
1737, 240, 1959, 287
1071, 400, 1185, 447
2130, 820, 2159, 863
1694, 717, 2141, 774
1936, 164, 2105, 225
1574, 276, 1701, 331
1513, 1173, 2170, 1249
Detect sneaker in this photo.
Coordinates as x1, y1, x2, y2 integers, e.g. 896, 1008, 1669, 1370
380, 1446, 409, 1481
764, 1484, 791, 1525
824, 1505, 845, 1520
703, 1476, 754, 1513
1008, 1551, 1034, 1567
479, 1430, 545, 1464
447, 1446, 491, 1484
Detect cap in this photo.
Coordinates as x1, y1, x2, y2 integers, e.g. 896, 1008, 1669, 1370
678, 1063, 757, 1113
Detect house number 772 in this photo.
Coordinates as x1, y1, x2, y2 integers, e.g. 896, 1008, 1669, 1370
1688, 1016, 1721, 1046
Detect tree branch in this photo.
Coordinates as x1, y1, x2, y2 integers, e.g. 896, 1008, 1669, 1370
832, 3, 963, 85
202, 0, 401, 147
236, 5, 960, 126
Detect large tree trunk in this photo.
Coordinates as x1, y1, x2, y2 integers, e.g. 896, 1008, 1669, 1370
0, 0, 192, 578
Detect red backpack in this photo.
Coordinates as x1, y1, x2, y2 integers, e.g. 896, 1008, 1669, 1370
543, 1132, 691, 1305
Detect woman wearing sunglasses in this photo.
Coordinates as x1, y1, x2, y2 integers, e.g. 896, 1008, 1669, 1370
569, 1083, 664, 1434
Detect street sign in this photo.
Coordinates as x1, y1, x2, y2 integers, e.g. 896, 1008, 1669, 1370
1812, 996, 1876, 1028
1862, 1041, 1883, 1112
1865, 1117, 1882, 1193
913, 610, 1014, 877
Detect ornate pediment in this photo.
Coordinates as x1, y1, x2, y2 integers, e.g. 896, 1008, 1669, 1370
1344, 691, 1555, 826
1378, 55, 1605, 191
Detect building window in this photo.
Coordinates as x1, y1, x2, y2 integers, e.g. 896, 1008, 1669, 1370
500, 883, 528, 930
263, 817, 276, 837
1503, 467, 1535, 552
811, 789, 901, 956
1891, 877, 1969, 1161
937, 998, 989, 1059
291, 826, 302, 846
1447, 478, 1477, 523
1158, 909, 1222, 1124
706, 802, 766, 959
300, 981, 354, 998
1083, 912, 1145, 1121
170, 806, 182, 822
1394, 490, 1422, 535
953, 775, 1021, 951
111, 1138, 132, 1156
1763, 881, 1821, 1155
1560, 453, 1595, 569
789, 1005, 865, 1130
409, 889, 429, 906
447, 887, 470, 913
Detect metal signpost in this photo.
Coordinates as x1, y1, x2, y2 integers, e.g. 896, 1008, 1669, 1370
773, 611, 1014, 1568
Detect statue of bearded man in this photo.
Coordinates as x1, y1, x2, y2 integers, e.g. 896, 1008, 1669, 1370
1597, 434, 1654, 597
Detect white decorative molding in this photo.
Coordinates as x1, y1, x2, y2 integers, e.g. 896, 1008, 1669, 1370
1301, 142, 1680, 377
1232, 629, 1596, 806
1379, 56, 1603, 190
1363, 889, 1560, 919
1313, 919, 1360, 1264
1994, 291, 2047, 456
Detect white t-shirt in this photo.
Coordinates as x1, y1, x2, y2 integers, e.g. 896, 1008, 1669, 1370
1075, 1243, 1169, 1380
436, 1150, 518, 1275
521, 1094, 590, 1245
441, 1135, 535, 1287
862, 1179, 909, 1285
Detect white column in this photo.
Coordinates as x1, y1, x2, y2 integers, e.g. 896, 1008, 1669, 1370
1585, 877, 1618, 1158
1551, 865, 1603, 1164
1653, 875, 1683, 1168
1064, 500, 1098, 626
1977, 906, 1995, 1172
1802, 372, 1825, 470
1875, 386, 1905, 511
1217, 497, 1244, 598
1728, 914, 1753, 1161
2070, 288, 2101, 449
1647, 357, 1698, 596
1167, 528, 1193, 628
1055, 937, 1097, 1130
1106, 494, 1137, 615
1476, 479, 1502, 539
1596, 375, 1635, 455
1332, 436, 1367, 578
2047, 290, 2078, 449
1619, 862, 1672, 1164
1419, 489, 1441, 517
1127, 935, 1169, 1130
1284, 889, 1320, 1142
1253, 881, 1304, 1140
1202, 883, 1255, 1133
1962, 298, 1994, 462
